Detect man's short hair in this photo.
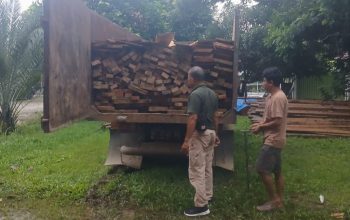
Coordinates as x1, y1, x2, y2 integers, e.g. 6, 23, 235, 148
189, 66, 206, 81
262, 67, 283, 87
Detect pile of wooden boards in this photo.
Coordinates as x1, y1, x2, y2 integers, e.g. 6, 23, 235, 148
248, 99, 350, 137
91, 39, 234, 114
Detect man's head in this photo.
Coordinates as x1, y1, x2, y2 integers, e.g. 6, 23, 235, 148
262, 67, 282, 92
187, 66, 206, 88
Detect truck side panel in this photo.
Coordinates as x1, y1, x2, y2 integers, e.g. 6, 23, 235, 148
42, 0, 144, 132
43, 0, 92, 132
90, 11, 142, 42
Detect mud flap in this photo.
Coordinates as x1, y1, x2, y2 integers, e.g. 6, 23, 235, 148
105, 129, 143, 169
214, 127, 234, 171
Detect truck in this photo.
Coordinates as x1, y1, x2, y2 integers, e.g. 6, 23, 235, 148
41, 0, 240, 171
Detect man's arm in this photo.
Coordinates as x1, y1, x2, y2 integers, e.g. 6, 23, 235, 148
213, 111, 219, 133
181, 114, 198, 154
260, 117, 282, 129
251, 117, 282, 134
213, 111, 221, 147
184, 114, 198, 142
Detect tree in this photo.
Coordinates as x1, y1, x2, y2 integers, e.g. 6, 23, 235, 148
170, 0, 223, 41
86, 0, 224, 41
0, 0, 43, 134
211, 1, 285, 82
216, 0, 350, 95
86, 0, 172, 40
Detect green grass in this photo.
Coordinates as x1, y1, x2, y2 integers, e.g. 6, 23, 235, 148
0, 117, 350, 219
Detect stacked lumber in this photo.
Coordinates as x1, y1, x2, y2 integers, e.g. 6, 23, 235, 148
91, 39, 234, 114
248, 99, 350, 137
192, 39, 234, 109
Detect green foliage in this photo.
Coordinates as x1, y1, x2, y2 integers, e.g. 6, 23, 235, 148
215, 0, 350, 89
86, 0, 223, 41
86, 0, 172, 40
0, 0, 43, 134
170, 0, 222, 41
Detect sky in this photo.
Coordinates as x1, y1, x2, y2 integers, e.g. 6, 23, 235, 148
19, 0, 35, 11
19, 0, 255, 12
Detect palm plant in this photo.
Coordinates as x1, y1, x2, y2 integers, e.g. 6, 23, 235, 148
0, 0, 43, 134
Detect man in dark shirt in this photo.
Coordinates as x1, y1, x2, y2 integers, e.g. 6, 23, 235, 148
181, 66, 219, 217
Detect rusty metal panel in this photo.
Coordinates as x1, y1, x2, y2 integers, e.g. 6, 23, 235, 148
42, 0, 92, 132
90, 11, 142, 42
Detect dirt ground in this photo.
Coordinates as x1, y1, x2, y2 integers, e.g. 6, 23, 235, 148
18, 96, 43, 124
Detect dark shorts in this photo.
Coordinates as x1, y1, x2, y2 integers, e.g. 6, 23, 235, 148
256, 145, 282, 175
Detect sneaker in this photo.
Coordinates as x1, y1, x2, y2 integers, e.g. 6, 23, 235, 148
184, 205, 210, 217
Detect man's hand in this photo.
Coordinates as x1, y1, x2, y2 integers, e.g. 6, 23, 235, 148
181, 141, 190, 155
215, 136, 220, 147
250, 122, 262, 134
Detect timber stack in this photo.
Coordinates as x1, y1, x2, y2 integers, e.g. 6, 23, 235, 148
91, 39, 234, 114
248, 99, 350, 137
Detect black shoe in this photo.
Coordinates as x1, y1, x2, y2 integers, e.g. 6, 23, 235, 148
208, 197, 214, 204
184, 205, 210, 217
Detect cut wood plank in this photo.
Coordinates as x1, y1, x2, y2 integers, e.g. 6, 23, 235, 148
96, 105, 115, 112
194, 48, 214, 53
214, 58, 233, 66
214, 65, 233, 73
92, 59, 102, 67
161, 72, 170, 79
213, 42, 234, 51
128, 84, 148, 95
171, 97, 188, 103
149, 106, 169, 112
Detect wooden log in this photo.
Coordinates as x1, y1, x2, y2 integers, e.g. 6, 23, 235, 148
130, 96, 140, 102
171, 97, 188, 103
167, 109, 186, 114
110, 84, 118, 90
158, 61, 167, 67
162, 48, 173, 54
214, 65, 233, 73
106, 73, 114, 79
218, 94, 227, 100
146, 76, 156, 84
157, 54, 167, 60
96, 105, 115, 112
144, 70, 153, 77
143, 54, 159, 62
180, 85, 190, 94
174, 102, 184, 108
155, 79, 164, 85
161, 72, 170, 79
122, 76, 131, 84
171, 87, 180, 95
215, 38, 234, 45
214, 58, 233, 66
112, 89, 125, 98
92, 69, 102, 78
194, 48, 214, 53
149, 106, 169, 112
93, 82, 109, 90
92, 59, 102, 67
210, 71, 219, 78
128, 84, 148, 95
156, 85, 167, 92
128, 63, 138, 72
162, 90, 171, 95
193, 55, 214, 63
213, 41, 234, 51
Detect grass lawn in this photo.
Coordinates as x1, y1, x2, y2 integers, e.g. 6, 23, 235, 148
0, 117, 349, 219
